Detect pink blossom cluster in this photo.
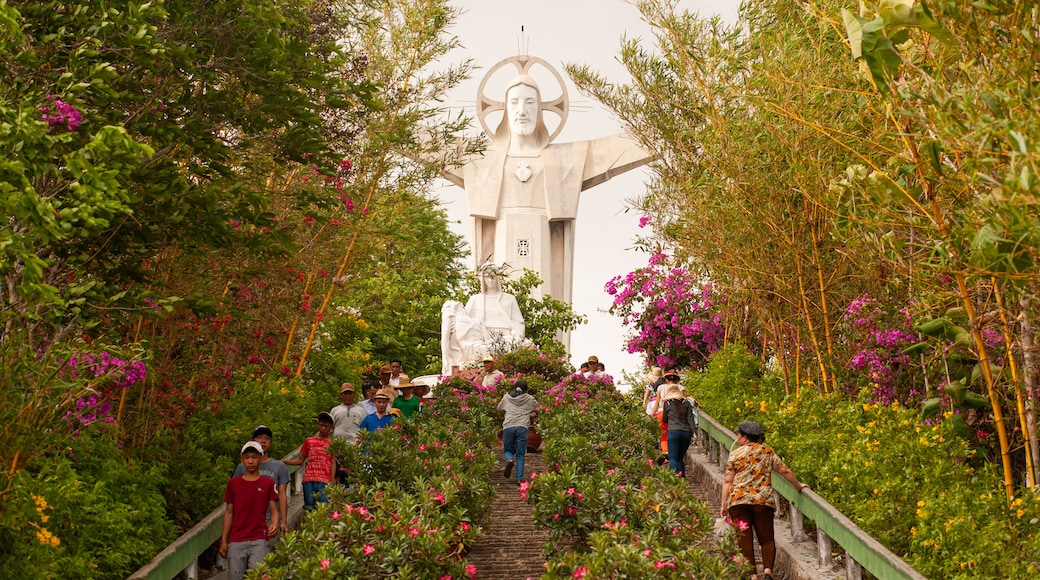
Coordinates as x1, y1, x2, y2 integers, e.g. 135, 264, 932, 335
843, 295, 919, 405
39, 98, 84, 132
64, 394, 117, 432
62, 351, 147, 390
606, 253, 724, 369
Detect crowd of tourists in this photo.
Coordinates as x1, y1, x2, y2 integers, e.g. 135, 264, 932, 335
219, 357, 433, 579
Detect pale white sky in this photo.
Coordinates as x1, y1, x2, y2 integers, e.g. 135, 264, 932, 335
434, 0, 739, 385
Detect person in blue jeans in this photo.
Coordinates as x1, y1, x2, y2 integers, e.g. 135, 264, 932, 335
497, 380, 538, 484
661, 377, 698, 477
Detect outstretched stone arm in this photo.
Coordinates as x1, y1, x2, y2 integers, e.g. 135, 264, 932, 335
580, 133, 653, 191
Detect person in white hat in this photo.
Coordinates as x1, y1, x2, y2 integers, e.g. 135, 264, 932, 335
220, 441, 279, 580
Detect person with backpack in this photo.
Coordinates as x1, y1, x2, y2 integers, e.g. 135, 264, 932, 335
660, 373, 697, 477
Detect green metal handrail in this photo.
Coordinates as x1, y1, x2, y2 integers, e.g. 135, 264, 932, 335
699, 411, 926, 580
127, 449, 301, 580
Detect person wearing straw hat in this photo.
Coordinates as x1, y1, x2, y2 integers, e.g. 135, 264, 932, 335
357, 388, 397, 439
641, 367, 664, 410
661, 380, 697, 477
392, 380, 421, 418
721, 420, 809, 580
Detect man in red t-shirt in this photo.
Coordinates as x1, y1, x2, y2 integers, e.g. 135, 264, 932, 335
285, 411, 336, 510
220, 441, 279, 580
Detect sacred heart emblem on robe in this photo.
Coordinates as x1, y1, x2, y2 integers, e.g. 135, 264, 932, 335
515, 162, 532, 183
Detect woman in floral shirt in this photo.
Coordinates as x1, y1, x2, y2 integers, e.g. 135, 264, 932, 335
721, 420, 809, 580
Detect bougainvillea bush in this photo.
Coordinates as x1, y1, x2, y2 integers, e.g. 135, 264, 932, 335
527, 375, 745, 578
690, 343, 1040, 578
256, 380, 498, 579
606, 252, 724, 370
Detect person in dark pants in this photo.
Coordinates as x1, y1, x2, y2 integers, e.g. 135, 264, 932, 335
497, 380, 538, 484
660, 382, 697, 477
721, 420, 810, 580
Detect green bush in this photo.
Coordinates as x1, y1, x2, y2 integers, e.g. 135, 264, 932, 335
690, 342, 1040, 578
0, 430, 175, 579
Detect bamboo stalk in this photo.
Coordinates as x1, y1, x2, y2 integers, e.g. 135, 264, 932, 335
956, 274, 1014, 502
282, 273, 314, 366
795, 253, 829, 393
993, 279, 1035, 489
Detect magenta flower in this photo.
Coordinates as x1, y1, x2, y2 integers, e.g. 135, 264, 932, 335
39, 98, 84, 132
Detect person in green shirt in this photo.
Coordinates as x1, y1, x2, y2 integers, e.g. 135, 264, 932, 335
392, 381, 422, 418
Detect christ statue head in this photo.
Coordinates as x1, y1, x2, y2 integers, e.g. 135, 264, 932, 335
494, 74, 550, 149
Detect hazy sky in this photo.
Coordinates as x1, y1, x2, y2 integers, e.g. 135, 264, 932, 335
433, 0, 739, 384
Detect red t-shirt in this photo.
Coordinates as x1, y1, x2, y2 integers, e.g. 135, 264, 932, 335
300, 436, 333, 484
224, 475, 278, 543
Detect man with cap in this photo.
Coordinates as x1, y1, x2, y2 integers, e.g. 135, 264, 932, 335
231, 425, 289, 538
497, 379, 539, 484
331, 383, 368, 443
330, 383, 368, 484
479, 356, 505, 387
220, 441, 279, 580
721, 420, 809, 580
357, 387, 397, 438
377, 365, 393, 388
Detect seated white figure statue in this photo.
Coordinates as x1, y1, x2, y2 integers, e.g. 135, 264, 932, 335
440, 300, 489, 376
464, 269, 525, 344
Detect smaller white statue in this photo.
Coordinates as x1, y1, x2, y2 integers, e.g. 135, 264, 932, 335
465, 267, 525, 344
440, 266, 526, 375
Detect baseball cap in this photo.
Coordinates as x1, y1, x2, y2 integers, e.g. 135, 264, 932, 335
241, 441, 264, 455
340, 382, 356, 393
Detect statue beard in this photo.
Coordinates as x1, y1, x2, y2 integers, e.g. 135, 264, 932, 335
512, 118, 535, 136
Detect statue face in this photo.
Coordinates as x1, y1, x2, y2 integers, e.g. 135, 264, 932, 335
483, 273, 501, 292
506, 84, 539, 137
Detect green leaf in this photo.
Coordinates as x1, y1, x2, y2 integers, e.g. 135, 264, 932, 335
921, 397, 942, 420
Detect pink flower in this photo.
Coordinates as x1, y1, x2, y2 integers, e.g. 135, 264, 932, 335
433, 493, 446, 504
320, 559, 330, 569
409, 527, 420, 537
572, 566, 588, 578
466, 563, 477, 578
638, 215, 652, 228
363, 544, 375, 555
39, 98, 84, 132
331, 511, 341, 519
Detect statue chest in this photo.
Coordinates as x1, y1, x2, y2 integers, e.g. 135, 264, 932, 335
500, 156, 546, 210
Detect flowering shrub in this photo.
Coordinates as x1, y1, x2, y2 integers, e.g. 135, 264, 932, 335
258, 380, 498, 578
38, 97, 84, 132
527, 376, 744, 577
839, 295, 921, 406
606, 253, 724, 370
258, 481, 482, 579
0, 428, 174, 579
495, 343, 575, 383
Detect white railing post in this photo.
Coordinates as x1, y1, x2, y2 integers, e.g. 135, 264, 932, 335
185, 559, 198, 580
846, 554, 864, 580
818, 528, 834, 568
790, 502, 808, 543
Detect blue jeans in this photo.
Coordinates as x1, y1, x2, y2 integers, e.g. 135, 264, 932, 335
303, 481, 327, 510
667, 430, 692, 477
502, 426, 529, 482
